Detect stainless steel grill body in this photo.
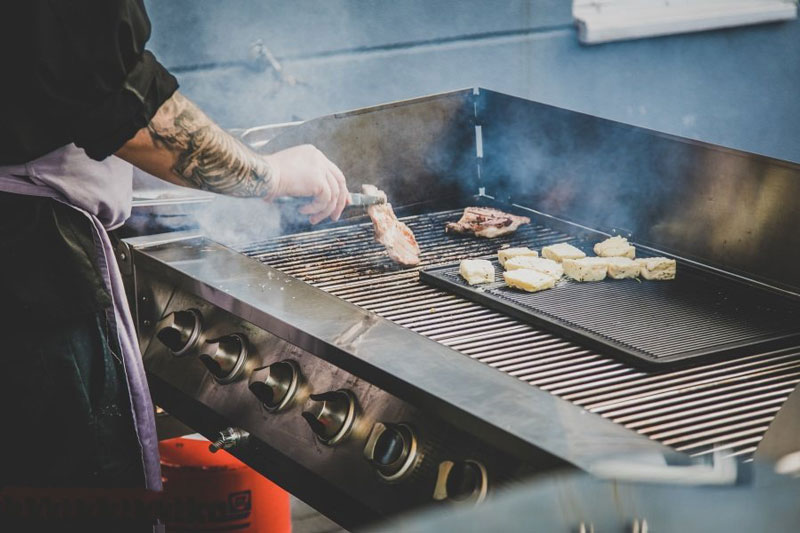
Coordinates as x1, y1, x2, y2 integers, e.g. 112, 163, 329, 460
127, 232, 677, 529
124, 89, 800, 527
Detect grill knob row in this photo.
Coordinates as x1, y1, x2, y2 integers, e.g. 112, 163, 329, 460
155, 309, 490, 501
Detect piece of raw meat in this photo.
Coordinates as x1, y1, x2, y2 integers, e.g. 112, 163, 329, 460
445, 207, 530, 238
363, 184, 421, 266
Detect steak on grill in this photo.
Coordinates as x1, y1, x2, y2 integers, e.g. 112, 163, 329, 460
445, 207, 531, 238
363, 184, 421, 266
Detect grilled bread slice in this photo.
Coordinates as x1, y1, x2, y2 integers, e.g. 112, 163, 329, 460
541, 242, 586, 262
503, 269, 557, 292
604, 257, 641, 279
593, 236, 636, 259
497, 247, 538, 267
459, 259, 495, 285
505, 256, 564, 279
636, 257, 676, 280
563, 257, 608, 282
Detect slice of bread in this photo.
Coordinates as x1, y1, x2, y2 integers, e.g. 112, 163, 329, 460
563, 257, 608, 282
497, 247, 538, 267
604, 257, 641, 279
541, 242, 586, 262
459, 259, 495, 285
594, 236, 635, 258
636, 257, 676, 280
505, 256, 564, 279
503, 269, 557, 292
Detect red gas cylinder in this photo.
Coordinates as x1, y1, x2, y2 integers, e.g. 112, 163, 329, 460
159, 436, 291, 533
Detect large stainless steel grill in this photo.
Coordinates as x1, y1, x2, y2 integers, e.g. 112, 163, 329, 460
239, 209, 800, 460
125, 88, 800, 528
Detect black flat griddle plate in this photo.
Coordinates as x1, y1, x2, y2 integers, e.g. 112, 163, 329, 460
421, 256, 800, 367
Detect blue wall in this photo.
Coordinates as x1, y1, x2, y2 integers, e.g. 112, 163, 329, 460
145, 1, 800, 163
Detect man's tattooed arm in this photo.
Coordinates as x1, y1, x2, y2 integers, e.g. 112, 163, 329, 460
117, 91, 277, 198
117, 91, 350, 223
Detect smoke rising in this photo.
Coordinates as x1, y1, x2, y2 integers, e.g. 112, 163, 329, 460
130, 167, 286, 246
193, 195, 283, 246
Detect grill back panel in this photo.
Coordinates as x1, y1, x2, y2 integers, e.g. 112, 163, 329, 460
239, 209, 800, 460
480, 90, 800, 294
259, 90, 478, 209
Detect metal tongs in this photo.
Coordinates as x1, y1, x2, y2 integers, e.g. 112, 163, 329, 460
347, 192, 386, 207
275, 192, 387, 209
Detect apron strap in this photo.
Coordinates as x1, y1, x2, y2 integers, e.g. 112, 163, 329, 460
83, 210, 162, 491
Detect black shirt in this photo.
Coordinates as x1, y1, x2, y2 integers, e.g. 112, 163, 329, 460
0, 0, 177, 326
0, 0, 178, 163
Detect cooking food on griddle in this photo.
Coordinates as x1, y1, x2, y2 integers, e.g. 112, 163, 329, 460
541, 242, 586, 262
497, 246, 537, 266
363, 184, 421, 266
446, 207, 531, 238
604, 257, 640, 279
594, 235, 636, 258
636, 257, 677, 280
503, 269, 557, 292
459, 259, 495, 285
504, 256, 564, 279
563, 257, 608, 282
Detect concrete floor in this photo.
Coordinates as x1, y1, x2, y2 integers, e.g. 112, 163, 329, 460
291, 496, 346, 533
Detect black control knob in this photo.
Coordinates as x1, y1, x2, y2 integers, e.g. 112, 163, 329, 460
249, 360, 303, 412
198, 334, 248, 383
363, 422, 418, 482
433, 460, 488, 504
155, 309, 202, 356
301, 390, 357, 445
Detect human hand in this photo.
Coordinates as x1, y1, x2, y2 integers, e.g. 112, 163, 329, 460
264, 144, 348, 224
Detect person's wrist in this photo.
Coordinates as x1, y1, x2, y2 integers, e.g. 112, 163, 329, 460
260, 155, 282, 201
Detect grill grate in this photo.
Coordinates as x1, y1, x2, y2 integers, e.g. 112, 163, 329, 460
422, 257, 800, 366
239, 209, 800, 459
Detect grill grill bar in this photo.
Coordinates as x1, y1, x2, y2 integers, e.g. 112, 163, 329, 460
241, 209, 800, 459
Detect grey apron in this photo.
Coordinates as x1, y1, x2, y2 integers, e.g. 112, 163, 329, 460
0, 144, 161, 491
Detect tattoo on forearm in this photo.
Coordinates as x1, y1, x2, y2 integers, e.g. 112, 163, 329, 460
146, 92, 275, 197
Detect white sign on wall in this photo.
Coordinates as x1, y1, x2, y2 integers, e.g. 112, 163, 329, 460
573, 0, 798, 44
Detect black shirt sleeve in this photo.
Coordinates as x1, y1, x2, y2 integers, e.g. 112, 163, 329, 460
75, 49, 178, 160
0, 0, 178, 164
